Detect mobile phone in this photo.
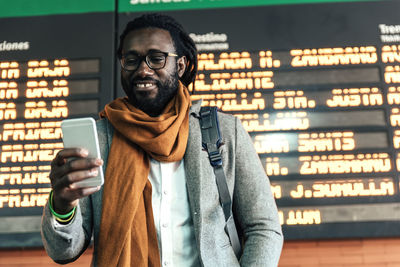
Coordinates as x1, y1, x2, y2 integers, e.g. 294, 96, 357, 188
61, 117, 104, 187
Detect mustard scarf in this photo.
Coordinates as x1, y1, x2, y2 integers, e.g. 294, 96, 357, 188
97, 82, 191, 266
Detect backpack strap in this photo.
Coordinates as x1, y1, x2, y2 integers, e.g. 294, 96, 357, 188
199, 106, 242, 259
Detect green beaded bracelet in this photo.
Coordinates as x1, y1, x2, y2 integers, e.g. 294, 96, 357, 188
48, 190, 76, 219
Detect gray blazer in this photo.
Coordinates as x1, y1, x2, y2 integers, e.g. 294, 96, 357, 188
41, 100, 283, 266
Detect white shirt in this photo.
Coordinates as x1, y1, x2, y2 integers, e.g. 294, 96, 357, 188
149, 158, 201, 267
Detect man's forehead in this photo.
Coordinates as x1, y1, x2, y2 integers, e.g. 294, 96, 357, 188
122, 27, 175, 53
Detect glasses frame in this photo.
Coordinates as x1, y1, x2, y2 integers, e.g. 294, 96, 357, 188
119, 51, 178, 71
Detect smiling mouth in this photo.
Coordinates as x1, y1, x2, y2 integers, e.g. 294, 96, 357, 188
133, 81, 158, 92
136, 83, 155, 88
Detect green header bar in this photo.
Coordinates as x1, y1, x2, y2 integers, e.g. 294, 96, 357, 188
0, 0, 114, 18
119, 0, 379, 13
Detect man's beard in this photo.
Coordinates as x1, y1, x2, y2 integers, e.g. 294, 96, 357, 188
123, 72, 179, 117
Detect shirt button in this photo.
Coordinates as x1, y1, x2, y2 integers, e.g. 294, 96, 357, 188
163, 190, 168, 195
162, 223, 168, 228
163, 261, 169, 266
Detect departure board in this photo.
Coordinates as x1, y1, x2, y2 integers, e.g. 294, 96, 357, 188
119, 0, 400, 239
1, 0, 399, 249
0, 12, 115, 247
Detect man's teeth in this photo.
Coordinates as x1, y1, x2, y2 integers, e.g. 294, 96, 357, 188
137, 83, 154, 88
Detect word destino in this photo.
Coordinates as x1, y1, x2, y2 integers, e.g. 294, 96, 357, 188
130, 0, 189, 4
0, 41, 29, 52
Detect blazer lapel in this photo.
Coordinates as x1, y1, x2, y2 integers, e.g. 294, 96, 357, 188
184, 101, 203, 242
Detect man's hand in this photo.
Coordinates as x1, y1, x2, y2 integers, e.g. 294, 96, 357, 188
49, 148, 103, 214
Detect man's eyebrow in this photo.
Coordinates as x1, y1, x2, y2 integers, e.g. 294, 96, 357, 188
122, 49, 165, 56
147, 49, 164, 53
122, 50, 139, 56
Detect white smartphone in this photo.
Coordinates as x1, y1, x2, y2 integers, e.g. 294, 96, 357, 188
61, 117, 104, 187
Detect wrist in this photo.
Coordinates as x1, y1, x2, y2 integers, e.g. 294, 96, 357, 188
52, 191, 75, 214
49, 190, 76, 220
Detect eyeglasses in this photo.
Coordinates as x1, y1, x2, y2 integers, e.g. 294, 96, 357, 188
119, 51, 178, 71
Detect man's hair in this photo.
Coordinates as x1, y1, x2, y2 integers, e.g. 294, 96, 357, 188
117, 13, 198, 89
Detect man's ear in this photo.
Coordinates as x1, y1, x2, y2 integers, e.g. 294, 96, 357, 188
177, 56, 187, 78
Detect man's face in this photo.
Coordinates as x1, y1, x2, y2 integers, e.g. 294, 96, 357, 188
120, 27, 187, 116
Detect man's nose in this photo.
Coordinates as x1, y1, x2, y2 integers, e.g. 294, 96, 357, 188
135, 59, 154, 77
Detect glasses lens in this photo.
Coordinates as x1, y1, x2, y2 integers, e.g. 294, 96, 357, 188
147, 52, 166, 69
122, 54, 140, 71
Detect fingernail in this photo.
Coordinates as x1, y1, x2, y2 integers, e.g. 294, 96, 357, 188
95, 159, 103, 165
81, 149, 89, 156
90, 168, 98, 175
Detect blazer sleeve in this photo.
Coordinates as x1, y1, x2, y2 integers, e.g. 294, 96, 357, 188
41, 119, 109, 264
232, 116, 284, 267
41, 196, 93, 264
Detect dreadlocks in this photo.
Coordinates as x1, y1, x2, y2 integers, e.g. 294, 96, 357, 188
117, 13, 198, 91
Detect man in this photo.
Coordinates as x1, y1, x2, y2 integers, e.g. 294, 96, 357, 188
41, 13, 283, 267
